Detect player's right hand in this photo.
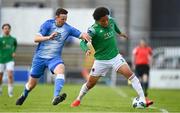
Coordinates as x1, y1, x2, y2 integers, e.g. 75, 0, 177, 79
86, 50, 91, 56
49, 32, 58, 40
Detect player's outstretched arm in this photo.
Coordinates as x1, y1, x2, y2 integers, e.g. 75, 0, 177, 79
119, 32, 128, 39
34, 32, 58, 43
80, 40, 90, 53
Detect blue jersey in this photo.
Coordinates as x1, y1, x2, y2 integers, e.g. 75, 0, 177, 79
35, 19, 81, 59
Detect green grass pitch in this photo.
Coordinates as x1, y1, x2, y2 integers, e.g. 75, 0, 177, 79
0, 84, 180, 112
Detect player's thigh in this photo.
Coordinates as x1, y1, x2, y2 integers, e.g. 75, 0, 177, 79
53, 64, 65, 75
0, 64, 5, 73
136, 65, 149, 77
117, 63, 133, 79
112, 54, 133, 79
48, 57, 64, 75
142, 65, 150, 75
89, 60, 110, 77
27, 76, 38, 89
6, 61, 15, 71
112, 54, 127, 71
135, 65, 143, 78
30, 57, 46, 78
141, 65, 150, 82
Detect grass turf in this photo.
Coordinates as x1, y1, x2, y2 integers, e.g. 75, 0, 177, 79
0, 84, 180, 112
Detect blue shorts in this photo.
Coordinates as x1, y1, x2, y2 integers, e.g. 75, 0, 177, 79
30, 56, 64, 78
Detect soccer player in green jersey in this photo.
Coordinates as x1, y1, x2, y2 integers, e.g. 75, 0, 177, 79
71, 7, 153, 108
0, 23, 17, 97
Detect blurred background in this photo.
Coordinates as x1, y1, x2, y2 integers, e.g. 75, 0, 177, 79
0, 0, 180, 89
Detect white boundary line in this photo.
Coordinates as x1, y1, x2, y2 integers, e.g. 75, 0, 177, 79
111, 87, 169, 113
150, 106, 169, 113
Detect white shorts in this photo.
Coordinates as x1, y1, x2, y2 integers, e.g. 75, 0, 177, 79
89, 54, 127, 77
0, 61, 15, 73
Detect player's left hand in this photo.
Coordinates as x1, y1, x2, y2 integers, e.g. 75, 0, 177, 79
81, 33, 92, 43
86, 50, 91, 56
12, 53, 16, 57
120, 33, 128, 39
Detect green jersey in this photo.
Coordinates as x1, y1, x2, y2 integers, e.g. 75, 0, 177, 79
0, 35, 17, 63
80, 17, 121, 60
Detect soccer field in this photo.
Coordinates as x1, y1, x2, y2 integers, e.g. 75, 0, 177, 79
0, 84, 180, 113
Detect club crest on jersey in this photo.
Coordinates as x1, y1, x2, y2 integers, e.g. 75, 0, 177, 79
104, 31, 113, 39
92, 68, 95, 72
110, 24, 113, 28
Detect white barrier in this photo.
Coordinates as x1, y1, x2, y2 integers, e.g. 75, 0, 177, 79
150, 69, 180, 89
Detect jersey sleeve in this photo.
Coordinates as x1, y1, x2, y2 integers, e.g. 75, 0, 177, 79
87, 27, 96, 37
148, 47, 153, 55
38, 21, 51, 36
111, 18, 121, 34
69, 26, 81, 38
80, 40, 89, 52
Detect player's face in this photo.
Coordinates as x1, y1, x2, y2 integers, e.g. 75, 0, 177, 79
140, 40, 146, 47
2, 26, 11, 36
98, 15, 109, 27
56, 14, 67, 27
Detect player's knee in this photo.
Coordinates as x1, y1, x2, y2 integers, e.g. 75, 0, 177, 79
86, 81, 96, 89
28, 80, 37, 90
8, 75, 13, 80
142, 74, 148, 82
28, 83, 36, 90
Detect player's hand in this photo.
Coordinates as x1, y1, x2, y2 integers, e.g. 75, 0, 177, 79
12, 53, 16, 57
49, 32, 58, 40
132, 64, 135, 70
81, 33, 92, 43
120, 33, 128, 39
86, 50, 91, 56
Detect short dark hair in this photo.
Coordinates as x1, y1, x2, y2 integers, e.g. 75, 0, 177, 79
2, 23, 11, 29
93, 7, 110, 21
55, 8, 68, 16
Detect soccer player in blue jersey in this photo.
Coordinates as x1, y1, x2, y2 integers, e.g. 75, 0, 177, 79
16, 8, 91, 105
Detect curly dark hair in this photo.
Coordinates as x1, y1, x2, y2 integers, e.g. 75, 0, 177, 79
2, 23, 11, 29
93, 7, 110, 21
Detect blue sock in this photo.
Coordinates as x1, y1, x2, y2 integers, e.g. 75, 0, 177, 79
54, 76, 65, 97
23, 88, 29, 97
22, 84, 30, 98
